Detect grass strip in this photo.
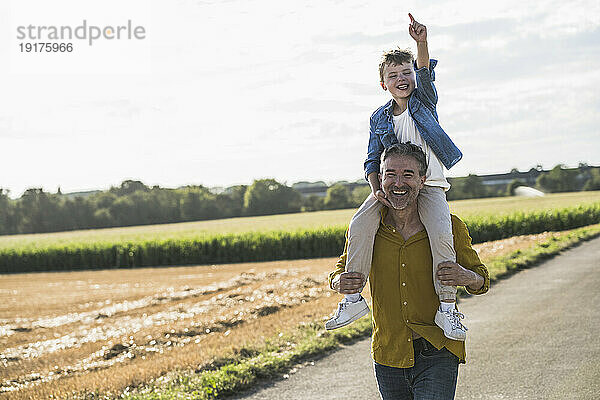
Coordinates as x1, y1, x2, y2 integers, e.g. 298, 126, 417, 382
115, 223, 600, 400
485, 222, 600, 281
117, 318, 372, 400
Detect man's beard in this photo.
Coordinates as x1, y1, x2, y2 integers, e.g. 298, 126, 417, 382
386, 185, 418, 210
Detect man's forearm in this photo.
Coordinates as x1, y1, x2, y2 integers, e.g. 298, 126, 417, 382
415, 41, 429, 70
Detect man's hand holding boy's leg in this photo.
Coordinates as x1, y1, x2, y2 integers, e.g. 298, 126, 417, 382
326, 272, 369, 330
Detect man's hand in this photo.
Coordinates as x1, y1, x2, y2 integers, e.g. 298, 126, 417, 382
332, 272, 366, 294
374, 189, 393, 208
408, 13, 427, 43
436, 261, 483, 289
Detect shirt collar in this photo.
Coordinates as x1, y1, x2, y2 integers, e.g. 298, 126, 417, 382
378, 207, 427, 245
383, 99, 395, 117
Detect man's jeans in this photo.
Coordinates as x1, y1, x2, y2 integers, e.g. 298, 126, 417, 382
374, 338, 459, 400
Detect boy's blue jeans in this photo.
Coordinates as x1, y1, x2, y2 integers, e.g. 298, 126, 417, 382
374, 338, 459, 400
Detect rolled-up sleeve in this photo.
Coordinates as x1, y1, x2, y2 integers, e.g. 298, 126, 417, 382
452, 215, 490, 295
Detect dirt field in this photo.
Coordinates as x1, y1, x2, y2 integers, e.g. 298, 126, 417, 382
0, 231, 562, 399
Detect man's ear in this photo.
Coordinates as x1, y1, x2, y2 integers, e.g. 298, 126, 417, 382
378, 173, 383, 187
380, 82, 387, 91
419, 175, 426, 188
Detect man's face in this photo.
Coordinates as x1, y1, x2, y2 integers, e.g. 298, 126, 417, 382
380, 154, 425, 210
380, 62, 416, 100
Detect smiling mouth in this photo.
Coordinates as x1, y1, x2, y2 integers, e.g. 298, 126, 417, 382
396, 84, 409, 90
391, 188, 408, 196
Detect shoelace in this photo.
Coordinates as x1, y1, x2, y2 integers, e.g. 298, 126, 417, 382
448, 311, 468, 331
334, 301, 348, 319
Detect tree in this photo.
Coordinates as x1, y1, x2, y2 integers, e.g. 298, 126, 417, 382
17, 188, 63, 233
447, 174, 487, 200
536, 164, 578, 193
110, 180, 149, 196
180, 186, 219, 221
351, 185, 372, 207
323, 184, 352, 210
462, 174, 487, 198
217, 185, 247, 217
109, 197, 137, 226
583, 169, 600, 191
302, 195, 325, 212
244, 179, 301, 216
0, 189, 16, 235
62, 196, 96, 230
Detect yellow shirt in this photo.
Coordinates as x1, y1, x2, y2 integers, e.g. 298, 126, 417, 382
329, 211, 489, 368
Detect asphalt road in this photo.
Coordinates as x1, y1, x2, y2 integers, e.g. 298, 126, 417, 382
232, 237, 600, 400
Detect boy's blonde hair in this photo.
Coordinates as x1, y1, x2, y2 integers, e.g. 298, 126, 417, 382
378, 48, 414, 83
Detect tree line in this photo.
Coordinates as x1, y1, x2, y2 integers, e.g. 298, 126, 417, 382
1, 164, 598, 236
0, 179, 371, 235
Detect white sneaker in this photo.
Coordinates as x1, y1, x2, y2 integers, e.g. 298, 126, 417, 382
435, 307, 468, 341
325, 297, 369, 330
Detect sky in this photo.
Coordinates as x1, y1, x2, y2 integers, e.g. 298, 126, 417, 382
1, 0, 599, 199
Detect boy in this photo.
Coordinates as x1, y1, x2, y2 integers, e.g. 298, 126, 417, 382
325, 14, 468, 341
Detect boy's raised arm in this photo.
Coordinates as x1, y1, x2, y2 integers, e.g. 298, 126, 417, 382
408, 13, 429, 70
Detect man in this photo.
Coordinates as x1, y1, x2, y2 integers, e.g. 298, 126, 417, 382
328, 143, 489, 400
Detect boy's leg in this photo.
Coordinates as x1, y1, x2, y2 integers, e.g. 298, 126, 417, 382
346, 194, 382, 287
325, 194, 381, 330
417, 186, 467, 341
417, 185, 456, 301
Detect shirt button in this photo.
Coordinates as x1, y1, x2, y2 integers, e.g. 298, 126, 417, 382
408, 338, 411, 342
403, 301, 407, 305
402, 282, 406, 286
402, 263, 406, 267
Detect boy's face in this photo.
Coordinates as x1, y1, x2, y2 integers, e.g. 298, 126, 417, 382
380, 62, 416, 100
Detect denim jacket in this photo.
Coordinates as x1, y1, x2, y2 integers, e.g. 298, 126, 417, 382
364, 59, 462, 179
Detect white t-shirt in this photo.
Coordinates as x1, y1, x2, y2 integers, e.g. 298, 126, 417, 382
393, 108, 450, 190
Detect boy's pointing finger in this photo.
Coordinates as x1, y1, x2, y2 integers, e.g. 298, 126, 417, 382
408, 13, 415, 24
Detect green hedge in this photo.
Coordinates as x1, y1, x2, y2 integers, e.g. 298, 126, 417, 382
466, 204, 600, 242
1, 203, 599, 273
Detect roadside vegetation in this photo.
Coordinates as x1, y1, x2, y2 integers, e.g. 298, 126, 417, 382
1, 200, 599, 273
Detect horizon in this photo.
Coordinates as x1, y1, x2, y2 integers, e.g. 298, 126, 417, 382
2, 0, 599, 200
6, 161, 596, 200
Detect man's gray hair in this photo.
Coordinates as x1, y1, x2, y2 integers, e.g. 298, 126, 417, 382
380, 142, 427, 177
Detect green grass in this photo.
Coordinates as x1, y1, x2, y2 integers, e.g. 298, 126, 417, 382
1, 191, 599, 251
448, 191, 600, 218
3, 203, 598, 273
109, 222, 600, 400
484, 223, 600, 280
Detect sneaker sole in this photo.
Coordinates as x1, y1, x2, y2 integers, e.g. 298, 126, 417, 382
434, 312, 466, 341
325, 305, 370, 331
